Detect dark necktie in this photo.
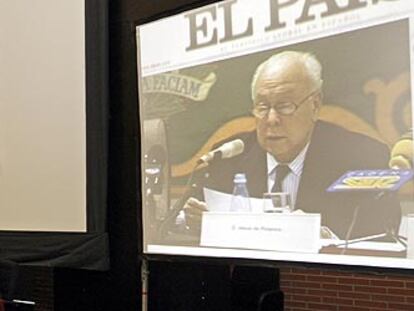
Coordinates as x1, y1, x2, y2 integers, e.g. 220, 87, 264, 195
271, 164, 291, 192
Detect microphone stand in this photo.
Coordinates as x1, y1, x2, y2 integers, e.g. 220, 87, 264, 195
156, 162, 206, 243
144, 161, 161, 237
145, 187, 157, 237
340, 190, 405, 254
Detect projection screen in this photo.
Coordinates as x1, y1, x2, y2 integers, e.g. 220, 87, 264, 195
137, 0, 414, 269
0, 0, 86, 232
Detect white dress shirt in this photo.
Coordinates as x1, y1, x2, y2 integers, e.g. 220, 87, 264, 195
267, 143, 310, 208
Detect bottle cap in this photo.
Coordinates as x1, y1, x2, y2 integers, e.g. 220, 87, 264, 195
233, 173, 247, 183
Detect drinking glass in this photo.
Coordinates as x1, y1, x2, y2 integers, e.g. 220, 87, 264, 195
263, 192, 292, 213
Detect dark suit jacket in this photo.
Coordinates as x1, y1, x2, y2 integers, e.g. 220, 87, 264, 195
203, 121, 401, 239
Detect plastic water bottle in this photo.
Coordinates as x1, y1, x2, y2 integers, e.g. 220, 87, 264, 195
230, 173, 251, 212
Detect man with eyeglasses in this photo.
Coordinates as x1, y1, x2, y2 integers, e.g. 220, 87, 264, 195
185, 50, 400, 241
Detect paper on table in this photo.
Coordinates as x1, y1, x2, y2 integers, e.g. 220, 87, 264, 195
203, 187, 265, 213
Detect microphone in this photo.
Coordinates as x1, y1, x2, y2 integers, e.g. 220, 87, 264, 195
144, 145, 166, 195
159, 139, 244, 240
198, 139, 244, 164
389, 131, 413, 169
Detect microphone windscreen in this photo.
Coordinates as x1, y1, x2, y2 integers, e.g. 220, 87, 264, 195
389, 155, 411, 170
389, 139, 413, 169
221, 139, 244, 159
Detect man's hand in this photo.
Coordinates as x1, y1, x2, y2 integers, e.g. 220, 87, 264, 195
183, 197, 208, 230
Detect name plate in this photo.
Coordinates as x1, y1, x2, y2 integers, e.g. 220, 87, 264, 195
200, 212, 321, 253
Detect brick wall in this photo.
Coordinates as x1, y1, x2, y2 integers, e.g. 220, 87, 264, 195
281, 266, 414, 311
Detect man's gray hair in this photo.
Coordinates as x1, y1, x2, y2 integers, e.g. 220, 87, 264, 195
251, 51, 323, 101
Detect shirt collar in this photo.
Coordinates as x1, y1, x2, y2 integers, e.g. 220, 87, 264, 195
267, 142, 310, 177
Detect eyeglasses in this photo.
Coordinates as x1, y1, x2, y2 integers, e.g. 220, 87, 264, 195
252, 90, 319, 118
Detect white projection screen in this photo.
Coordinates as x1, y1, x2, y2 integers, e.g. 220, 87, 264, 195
0, 0, 86, 232
137, 0, 414, 269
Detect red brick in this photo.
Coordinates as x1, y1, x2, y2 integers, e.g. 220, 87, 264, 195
286, 301, 307, 308
405, 296, 414, 304
354, 300, 387, 308
339, 291, 371, 300
291, 294, 321, 303
388, 303, 414, 310
322, 270, 354, 277
370, 279, 405, 287
291, 267, 322, 275
291, 280, 321, 288
388, 288, 414, 296
337, 306, 368, 311
308, 289, 338, 297
322, 283, 353, 291
290, 267, 309, 274
371, 294, 405, 303
282, 274, 307, 281
307, 275, 338, 283
337, 277, 369, 286
405, 281, 414, 289
307, 303, 337, 310
356, 274, 386, 280
385, 275, 414, 281
322, 296, 353, 306
354, 285, 387, 294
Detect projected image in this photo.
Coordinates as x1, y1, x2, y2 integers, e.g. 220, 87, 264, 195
138, 2, 414, 268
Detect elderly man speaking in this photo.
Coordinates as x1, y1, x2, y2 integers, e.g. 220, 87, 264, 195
185, 51, 401, 240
